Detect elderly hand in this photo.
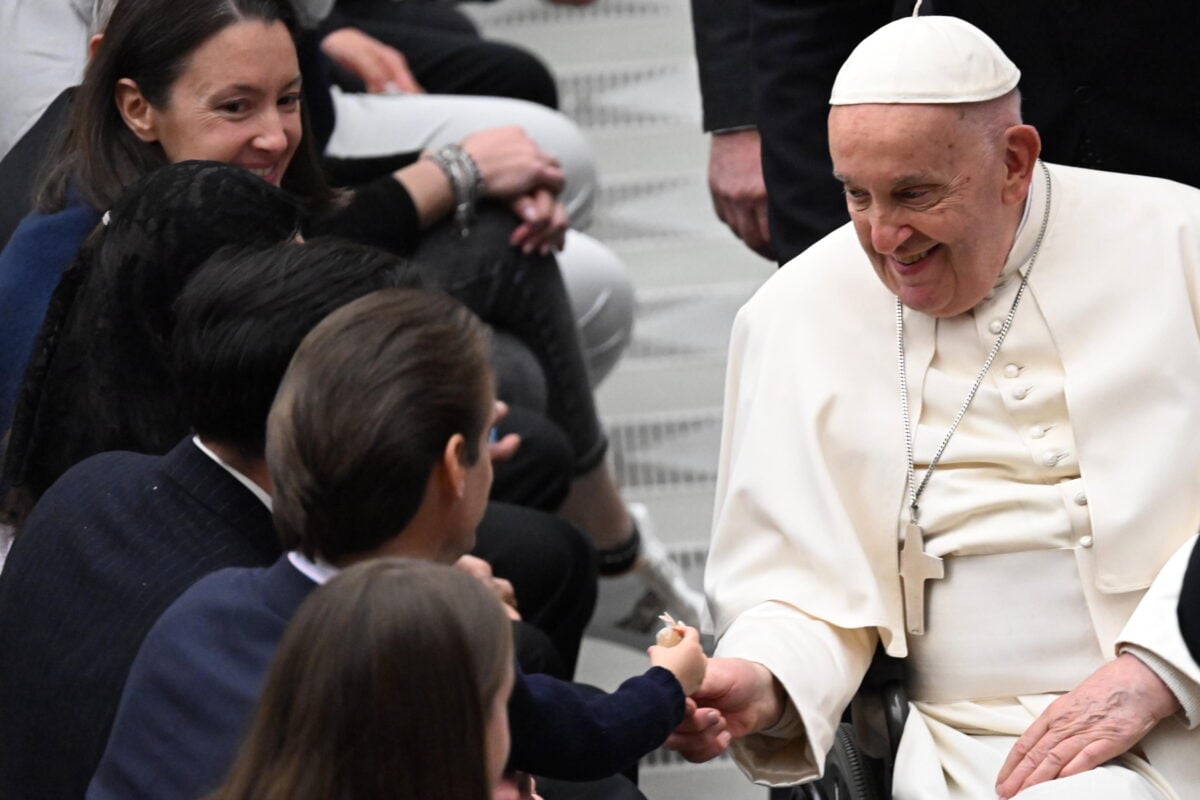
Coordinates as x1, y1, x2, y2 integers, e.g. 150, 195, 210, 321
708, 129, 773, 259
509, 189, 569, 254
995, 653, 1180, 799
664, 657, 785, 762
320, 27, 424, 94
461, 127, 565, 201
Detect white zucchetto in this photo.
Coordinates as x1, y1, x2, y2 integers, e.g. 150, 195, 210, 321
830, 16, 1020, 106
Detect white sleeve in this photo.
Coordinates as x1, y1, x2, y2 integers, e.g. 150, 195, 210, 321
715, 601, 876, 785
1116, 534, 1200, 729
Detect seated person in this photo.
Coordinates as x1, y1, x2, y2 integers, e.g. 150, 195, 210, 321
0, 230, 594, 800
668, 15, 1200, 800
0, 0, 686, 620
1, 161, 570, 526
90, 287, 707, 800
0, 0, 631, 384
210, 558, 520, 800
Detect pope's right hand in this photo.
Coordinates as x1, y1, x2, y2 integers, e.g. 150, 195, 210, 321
664, 657, 785, 762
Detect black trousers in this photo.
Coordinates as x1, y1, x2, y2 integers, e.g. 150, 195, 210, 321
327, 1, 559, 108
474, 501, 598, 678
413, 205, 608, 474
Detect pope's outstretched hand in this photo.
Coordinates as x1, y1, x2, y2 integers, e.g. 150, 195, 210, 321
665, 657, 786, 762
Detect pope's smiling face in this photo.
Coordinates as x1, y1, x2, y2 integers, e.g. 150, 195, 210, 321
828, 102, 1038, 318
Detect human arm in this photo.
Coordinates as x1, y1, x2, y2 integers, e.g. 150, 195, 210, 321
749, 0, 888, 262
391, 126, 567, 247
507, 666, 685, 780
689, 0, 755, 133
687, 0, 774, 258
663, 603, 876, 783
319, 26, 423, 94
996, 534, 1200, 798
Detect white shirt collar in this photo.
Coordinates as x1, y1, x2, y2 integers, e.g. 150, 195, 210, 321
191, 435, 273, 510
287, 550, 340, 585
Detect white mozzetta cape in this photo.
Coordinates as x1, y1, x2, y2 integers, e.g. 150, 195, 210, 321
707, 162, 1200, 790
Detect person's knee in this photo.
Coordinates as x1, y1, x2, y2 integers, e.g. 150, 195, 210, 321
558, 232, 634, 385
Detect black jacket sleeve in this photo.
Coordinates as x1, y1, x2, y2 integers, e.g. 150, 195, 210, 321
690, 0, 756, 132
307, 176, 421, 255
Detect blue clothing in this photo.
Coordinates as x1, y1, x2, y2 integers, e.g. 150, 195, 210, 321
0, 196, 99, 430
0, 438, 278, 800
90, 556, 683, 800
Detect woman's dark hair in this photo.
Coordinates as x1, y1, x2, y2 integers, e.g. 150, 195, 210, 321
210, 558, 513, 800
2, 161, 304, 526
267, 289, 493, 563
37, 0, 333, 214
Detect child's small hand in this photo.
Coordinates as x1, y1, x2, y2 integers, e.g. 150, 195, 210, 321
649, 626, 707, 696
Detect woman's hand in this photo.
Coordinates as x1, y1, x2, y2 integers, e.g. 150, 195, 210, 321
461, 127, 565, 200
648, 626, 708, 696
509, 189, 568, 254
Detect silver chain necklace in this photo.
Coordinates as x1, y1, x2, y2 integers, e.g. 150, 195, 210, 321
899, 161, 1052, 525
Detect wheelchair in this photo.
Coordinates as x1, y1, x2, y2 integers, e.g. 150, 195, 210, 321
769, 649, 908, 800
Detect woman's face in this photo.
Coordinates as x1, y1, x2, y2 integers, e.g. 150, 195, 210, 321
125, 20, 302, 185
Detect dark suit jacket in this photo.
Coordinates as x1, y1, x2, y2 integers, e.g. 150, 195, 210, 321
0, 438, 278, 800
691, 1, 1200, 262
1182, 542, 1200, 666
90, 556, 683, 800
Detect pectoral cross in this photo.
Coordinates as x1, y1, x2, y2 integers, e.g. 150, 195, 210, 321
899, 521, 943, 636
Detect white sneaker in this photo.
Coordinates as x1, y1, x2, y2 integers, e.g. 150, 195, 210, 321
628, 502, 707, 625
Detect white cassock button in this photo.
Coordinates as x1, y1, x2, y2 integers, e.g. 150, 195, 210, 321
1003, 364, 1021, 378
989, 319, 1004, 334
1013, 386, 1032, 400
1030, 425, 1047, 438
1074, 492, 1088, 506
1042, 450, 1063, 467
1079, 535, 1094, 548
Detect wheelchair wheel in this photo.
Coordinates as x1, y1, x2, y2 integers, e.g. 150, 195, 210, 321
813, 722, 883, 800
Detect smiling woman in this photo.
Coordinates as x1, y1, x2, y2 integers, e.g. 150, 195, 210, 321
114, 20, 303, 187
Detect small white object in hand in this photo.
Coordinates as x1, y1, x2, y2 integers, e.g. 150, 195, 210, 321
655, 612, 685, 647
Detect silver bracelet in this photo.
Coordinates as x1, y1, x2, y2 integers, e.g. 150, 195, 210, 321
424, 143, 484, 238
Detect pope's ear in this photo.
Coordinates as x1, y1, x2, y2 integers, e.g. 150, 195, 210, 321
1000, 124, 1041, 205
114, 78, 159, 143
88, 33, 104, 60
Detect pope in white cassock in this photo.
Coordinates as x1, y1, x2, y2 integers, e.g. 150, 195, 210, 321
668, 15, 1200, 800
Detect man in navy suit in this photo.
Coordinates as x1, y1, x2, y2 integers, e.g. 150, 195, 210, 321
0, 240, 596, 800
90, 261, 695, 800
